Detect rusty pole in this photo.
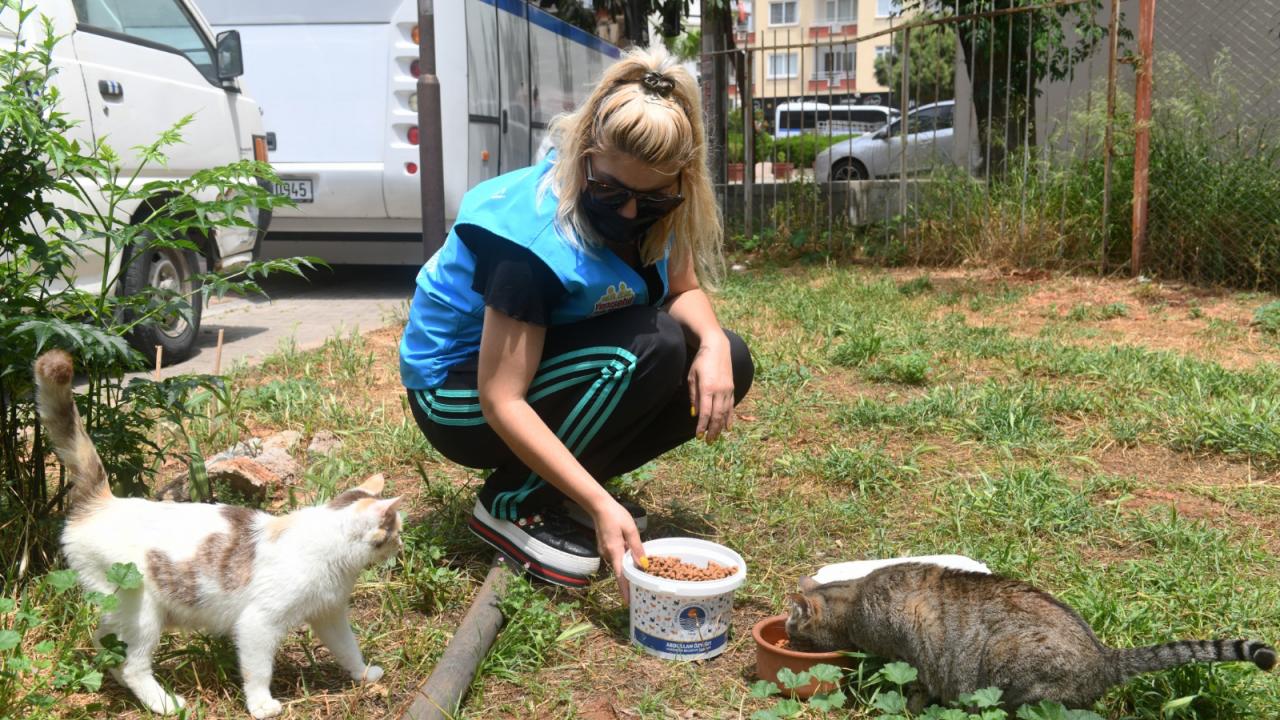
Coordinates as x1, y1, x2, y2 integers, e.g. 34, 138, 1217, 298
1099, 0, 1121, 275
1131, 0, 1157, 278
417, 0, 446, 260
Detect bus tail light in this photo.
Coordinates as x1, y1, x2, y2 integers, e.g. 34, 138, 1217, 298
406, 162, 418, 175
408, 126, 420, 145
409, 93, 418, 112
252, 134, 268, 162
410, 59, 420, 78
412, 25, 420, 44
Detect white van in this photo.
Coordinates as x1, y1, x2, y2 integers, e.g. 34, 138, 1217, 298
1, 0, 270, 361
197, 0, 621, 266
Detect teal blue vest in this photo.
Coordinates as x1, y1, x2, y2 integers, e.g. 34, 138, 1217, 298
399, 155, 671, 390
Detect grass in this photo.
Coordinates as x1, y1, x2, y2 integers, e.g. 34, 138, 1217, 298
5, 266, 1279, 719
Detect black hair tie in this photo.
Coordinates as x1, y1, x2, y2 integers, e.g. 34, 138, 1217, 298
641, 70, 675, 98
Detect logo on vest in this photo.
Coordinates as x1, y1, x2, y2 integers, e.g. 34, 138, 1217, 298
592, 282, 637, 314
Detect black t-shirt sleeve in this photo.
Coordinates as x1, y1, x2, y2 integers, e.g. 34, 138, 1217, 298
457, 226, 566, 326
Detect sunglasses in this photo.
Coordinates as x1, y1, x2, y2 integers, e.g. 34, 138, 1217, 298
585, 157, 685, 216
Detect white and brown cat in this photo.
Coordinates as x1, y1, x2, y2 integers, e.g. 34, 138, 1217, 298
34, 349, 403, 718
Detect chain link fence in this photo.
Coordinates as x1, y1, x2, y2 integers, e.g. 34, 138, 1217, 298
709, 0, 1280, 291
1141, 0, 1280, 289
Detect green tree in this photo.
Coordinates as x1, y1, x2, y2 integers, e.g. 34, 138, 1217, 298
874, 23, 957, 108
901, 0, 1124, 176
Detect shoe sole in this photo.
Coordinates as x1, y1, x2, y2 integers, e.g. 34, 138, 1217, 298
468, 502, 598, 588
565, 503, 648, 533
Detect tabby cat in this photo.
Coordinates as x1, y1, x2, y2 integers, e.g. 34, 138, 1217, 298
786, 562, 1275, 711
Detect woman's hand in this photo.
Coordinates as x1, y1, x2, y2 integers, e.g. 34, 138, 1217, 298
591, 497, 646, 604
689, 335, 734, 442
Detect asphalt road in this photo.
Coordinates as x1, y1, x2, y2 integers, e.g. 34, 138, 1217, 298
154, 264, 420, 379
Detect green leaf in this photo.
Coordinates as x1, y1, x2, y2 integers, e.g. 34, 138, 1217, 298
809, 688, 847, 711
872, 690, 908, 714
772, 698, 804, 717
967, 688, 1004, 709
0, 629, 21, 651
45, 568, 78, 594
750, 710, 781, 720
106, 562, 142, 590
806, 662, 844, 684
1161, 696, 1198, 717
88, 591, 119, 613
552, 622, 593, 645
776, 667, 809, 690
96, 633, 127, 668
749, 679, 782, 698
881, 661, 918, 686
79, 668, 104, 692
0, 597, 14, 614
34, 640, 56, 654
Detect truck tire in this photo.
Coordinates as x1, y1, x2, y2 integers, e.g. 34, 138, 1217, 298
121, 243, 203, 365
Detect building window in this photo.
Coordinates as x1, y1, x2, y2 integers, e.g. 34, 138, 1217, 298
769, 1, 798, 26
877, 0, 898, 17
823, 0, 857, 23
767, 52, 799, 78
875, 45, 893, 63
815, 48, 855, 80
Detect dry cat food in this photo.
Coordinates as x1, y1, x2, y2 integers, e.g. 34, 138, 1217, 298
642, 555, 738, 581
774, 637, 791, 649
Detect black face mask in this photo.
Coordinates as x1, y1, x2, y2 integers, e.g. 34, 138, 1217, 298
579, 189, 667, 248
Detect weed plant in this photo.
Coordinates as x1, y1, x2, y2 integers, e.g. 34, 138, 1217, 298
0, 1, 310, 581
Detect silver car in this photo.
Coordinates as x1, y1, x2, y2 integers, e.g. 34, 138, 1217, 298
813, 101, 957, 181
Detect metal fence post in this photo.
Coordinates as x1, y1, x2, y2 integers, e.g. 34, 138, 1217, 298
417, 0, 446, 261
1100, 0, 1121, 275
899, 26, 911, 223
742, 49, 753, 244
1131, 0, 1157, 278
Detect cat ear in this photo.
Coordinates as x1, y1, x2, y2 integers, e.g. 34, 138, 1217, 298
355, 473, 386, 496
798, 575, 820, 592
377, 496, 403, 519
786, 592, 821, 622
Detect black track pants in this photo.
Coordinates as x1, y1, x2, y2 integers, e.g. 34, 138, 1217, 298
406, 305, 754, 521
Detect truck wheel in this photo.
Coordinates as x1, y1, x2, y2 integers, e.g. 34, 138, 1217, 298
122, 244, 203, 365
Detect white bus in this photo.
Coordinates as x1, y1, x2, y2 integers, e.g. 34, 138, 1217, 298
195, 0, 621, 265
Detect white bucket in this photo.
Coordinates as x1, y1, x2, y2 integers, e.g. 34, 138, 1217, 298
622, 537, 747, 661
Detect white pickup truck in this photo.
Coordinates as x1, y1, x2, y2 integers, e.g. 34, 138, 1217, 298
1, 0, 271, 361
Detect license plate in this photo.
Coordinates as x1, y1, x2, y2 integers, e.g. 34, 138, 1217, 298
272, 178, 314, 203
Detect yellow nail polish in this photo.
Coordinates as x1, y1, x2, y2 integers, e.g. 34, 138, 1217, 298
690, 405, 697, 417
638, 556, 649, 570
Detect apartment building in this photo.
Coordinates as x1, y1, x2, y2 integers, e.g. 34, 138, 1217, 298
731, 0, 905, 112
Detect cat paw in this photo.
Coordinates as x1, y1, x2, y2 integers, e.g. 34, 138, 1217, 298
247, 697, 283, 718
356, 664, 384, 684
140, 691, 186, 715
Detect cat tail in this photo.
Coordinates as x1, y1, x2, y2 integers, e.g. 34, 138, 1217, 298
33, 350, 112, 514
1110, 639, 1276, 683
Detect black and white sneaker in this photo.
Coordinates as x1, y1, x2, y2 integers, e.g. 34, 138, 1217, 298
564, 498, 648, 532
468, 500, 600, 588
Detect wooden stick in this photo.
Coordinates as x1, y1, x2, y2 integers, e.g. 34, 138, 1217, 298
154, 345, 163, 381
402, 556, 511, 719
214, 328, 226, 375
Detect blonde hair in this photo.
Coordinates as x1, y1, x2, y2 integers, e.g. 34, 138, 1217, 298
546, 46, 723, 287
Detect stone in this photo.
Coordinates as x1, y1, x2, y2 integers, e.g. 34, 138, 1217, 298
307, 430, 343, 458
253, 446, 300, 485
262, 430, 303, 453
206, 457, 280, 501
